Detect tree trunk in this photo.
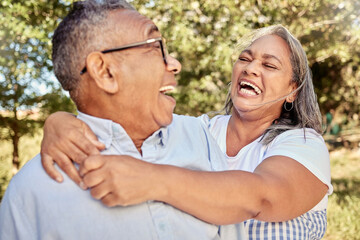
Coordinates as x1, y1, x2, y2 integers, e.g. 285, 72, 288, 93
12, 133, 20, 176
11, 105, 20, 176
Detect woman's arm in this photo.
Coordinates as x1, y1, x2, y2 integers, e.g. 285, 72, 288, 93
41, 111, 105, 186
79, 154, 328, 225
160, 156, 328, 224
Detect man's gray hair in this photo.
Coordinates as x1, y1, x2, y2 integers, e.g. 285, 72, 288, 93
224, 25, 323, 144
52, 0, 135, 101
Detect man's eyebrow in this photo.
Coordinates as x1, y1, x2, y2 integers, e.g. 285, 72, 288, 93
147, 25, 160, 36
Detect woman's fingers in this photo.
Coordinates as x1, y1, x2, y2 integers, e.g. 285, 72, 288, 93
62, 121, 105, 163
81, 155, 158, 207
83, 122, 106, 152
41, 151, 87, 190
101, 193, 118, 207
79, 155, 106, 177
68, 139, 94, 164
82, 167, 106, 188
55, 151, 86, 189
42, 111, 103, 164
89, 180, 110, 200
41, 152, 63, 183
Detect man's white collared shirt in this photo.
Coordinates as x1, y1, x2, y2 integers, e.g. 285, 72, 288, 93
0, 113, 244, 240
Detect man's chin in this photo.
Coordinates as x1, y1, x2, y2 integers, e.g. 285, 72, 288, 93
158, 108, 175, 127
156, 99, 176, 127
161, 112, 174, 127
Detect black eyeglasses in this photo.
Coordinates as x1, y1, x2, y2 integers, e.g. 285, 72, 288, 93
80, 37, 168, 75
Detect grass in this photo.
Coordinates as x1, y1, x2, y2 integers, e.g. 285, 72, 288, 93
0, 130, 42, 198
323, 148, 360, 240
0, 132, 359, 239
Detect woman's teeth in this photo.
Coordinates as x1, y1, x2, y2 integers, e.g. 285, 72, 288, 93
239, 81, 262, 95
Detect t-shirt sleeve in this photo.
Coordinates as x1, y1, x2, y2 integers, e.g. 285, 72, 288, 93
263, 129, 333, 195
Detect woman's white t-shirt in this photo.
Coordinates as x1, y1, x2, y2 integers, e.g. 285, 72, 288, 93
200, 114, 333, 239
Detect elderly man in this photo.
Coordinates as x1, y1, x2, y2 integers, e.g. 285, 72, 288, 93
0, 0, 243, 239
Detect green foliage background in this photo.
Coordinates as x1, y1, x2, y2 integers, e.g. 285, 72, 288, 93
0, 0, 360, 239
133, 0, 360, 121
0, 0, 76, 173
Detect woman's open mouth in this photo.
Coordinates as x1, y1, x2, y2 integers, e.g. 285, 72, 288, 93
238, 81, 262, 96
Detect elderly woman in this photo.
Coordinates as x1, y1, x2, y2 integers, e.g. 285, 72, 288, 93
41, 25, 332, 239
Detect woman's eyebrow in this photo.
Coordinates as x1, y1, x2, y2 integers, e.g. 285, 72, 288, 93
241, 49, 252, 56
241, 50, 283, 66
263, 53, 282, 65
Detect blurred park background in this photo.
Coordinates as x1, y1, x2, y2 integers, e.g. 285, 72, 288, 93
0, 0, 359, 239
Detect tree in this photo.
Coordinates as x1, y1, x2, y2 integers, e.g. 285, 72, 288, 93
0, 0, 76, 175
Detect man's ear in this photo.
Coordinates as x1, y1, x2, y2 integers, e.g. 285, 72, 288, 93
86, 52, 119, 94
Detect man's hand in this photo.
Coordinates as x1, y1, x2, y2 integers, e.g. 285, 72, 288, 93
41, 111, 105, 188
80, 155, 165, 207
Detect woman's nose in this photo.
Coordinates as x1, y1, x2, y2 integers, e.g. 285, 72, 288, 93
243, 60, 260, 77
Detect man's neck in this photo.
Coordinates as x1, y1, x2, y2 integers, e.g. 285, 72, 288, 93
123, 123, 161, 155
132, 138, 145, 155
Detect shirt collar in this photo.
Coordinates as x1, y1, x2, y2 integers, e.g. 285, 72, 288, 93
77, 111, 169, 149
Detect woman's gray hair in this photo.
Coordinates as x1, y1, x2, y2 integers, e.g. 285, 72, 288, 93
224, 24, 323, 144
52, 0, 135, 101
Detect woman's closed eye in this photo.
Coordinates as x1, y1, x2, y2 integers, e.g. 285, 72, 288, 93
263, 63, 278, 69
238, 55, 279, 70
239, 56, 251, 62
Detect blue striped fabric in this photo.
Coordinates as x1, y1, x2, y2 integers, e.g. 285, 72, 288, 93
244, 209, 327, 240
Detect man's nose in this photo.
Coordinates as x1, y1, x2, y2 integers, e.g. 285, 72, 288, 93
166, 55, 181, 74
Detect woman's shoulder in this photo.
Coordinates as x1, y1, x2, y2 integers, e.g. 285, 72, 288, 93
272, 128, 325, 144
267, 128, 328, 156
